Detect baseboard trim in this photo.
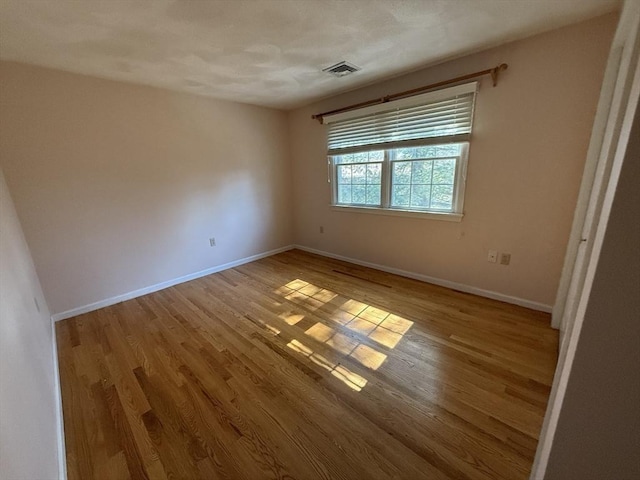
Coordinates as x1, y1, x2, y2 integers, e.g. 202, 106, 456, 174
293, 244, 553, 313
50, 243, 551, 320
51, 245, 295, 322
51, 319, 67, 479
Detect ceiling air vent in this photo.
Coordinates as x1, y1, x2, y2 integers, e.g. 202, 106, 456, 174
323, 61, 360, 77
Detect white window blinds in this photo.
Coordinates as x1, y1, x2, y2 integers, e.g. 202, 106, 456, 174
326, 82, 477, 155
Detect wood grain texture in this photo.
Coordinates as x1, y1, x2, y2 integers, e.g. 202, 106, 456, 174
56, 249, 558, 480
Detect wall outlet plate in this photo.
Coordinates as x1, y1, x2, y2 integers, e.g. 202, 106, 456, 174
500, 253, 511, 265
488, 250, 498, 263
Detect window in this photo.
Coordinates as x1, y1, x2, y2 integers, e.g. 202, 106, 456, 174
325, 82, 477, 219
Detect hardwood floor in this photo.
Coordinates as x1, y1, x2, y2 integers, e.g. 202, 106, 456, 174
56, 249, 558, 480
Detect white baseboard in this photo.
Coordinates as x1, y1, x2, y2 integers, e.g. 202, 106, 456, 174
51, 319, 67, 480
51, 245, 295, 322
293, 244, 553, 313
51, 242, 551, 321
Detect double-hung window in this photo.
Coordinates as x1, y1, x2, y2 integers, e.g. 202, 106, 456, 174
325, 82, 477, 219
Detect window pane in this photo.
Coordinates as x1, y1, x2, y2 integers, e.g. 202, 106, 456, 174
352, 164, 366, 184
411, 185, 431, 208
334, 150, 384, 164
338, 185, 352, 204
368, 150, 384, 161
353, 151, 368, 163
391, 144, 462, 161
393, 147, 416, 160
431, 185, 454, 210
337, 165, 352, 184
415, 146, 430, 158
366, 163, 381, 184
366, 185, 381, 205
432, 159, 456, 184
334, 153, 353, 164
424, 144, 461, 158
411, 161, 432, 184
392, 161, 411, 184
352, 185, 366, 204
392, 185, 410, 207
335, 153, 383, 206
389, 155, 458, 211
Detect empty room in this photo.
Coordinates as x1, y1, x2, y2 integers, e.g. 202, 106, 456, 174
1, 1, 638, 479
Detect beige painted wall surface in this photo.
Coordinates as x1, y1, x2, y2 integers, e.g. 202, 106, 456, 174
0, 168, 59, 479
288, 14, 617, 307
0, 62, 293, 315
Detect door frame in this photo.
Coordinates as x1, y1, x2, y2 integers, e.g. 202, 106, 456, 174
532, 2, 640, 477
552, 3, 639, 346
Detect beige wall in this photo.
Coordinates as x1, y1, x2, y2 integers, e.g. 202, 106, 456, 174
288, 14, 617, 308
0, 15, 617, 316
0, 62, 293, 315
0, 168, 60, 479
544, 85, 639, 480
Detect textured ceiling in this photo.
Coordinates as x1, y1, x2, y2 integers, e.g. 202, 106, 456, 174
0, 0, 620, 109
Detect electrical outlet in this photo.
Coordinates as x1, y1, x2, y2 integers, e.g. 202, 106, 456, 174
209, 237, 216, 247
488, 250, 498, 263
500, 253, 511, 265
320, 226, 324, 234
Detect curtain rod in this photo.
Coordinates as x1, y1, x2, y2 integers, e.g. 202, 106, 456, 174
311, 63, 508, 123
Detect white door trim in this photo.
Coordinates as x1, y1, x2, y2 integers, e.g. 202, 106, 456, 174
553, 4, 639, 336
531, 2, 640, 477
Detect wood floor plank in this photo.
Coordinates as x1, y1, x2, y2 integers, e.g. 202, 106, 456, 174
57, 249, 558, 480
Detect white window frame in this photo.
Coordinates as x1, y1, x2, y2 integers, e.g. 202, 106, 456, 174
324, 83, 477, 221
329, 143, 468, 221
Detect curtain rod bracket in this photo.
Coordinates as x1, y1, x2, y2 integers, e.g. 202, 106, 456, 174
491, 63, 508, 87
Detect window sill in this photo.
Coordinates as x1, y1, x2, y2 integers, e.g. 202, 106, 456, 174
330, 205, 463, 222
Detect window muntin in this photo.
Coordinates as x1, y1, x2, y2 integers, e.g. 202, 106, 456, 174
331, 142, 467, 214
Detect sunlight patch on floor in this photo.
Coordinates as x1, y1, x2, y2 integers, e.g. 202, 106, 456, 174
287, 339, 367, 391
280, 279, 414, 351
274, 279, 416, 392
305, 321, 387, 372
279, 312, 305, 325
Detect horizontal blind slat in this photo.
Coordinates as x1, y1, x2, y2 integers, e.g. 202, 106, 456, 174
327, 134, 471, 156
328, 88, 476, 152
328, 112, 473, 142
330, 97, 474, 129
328, 101, 473, 136
328, 110, 474, 140
329, 123, 472, 148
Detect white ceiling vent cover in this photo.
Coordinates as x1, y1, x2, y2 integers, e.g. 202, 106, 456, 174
323, 61, 361, 77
